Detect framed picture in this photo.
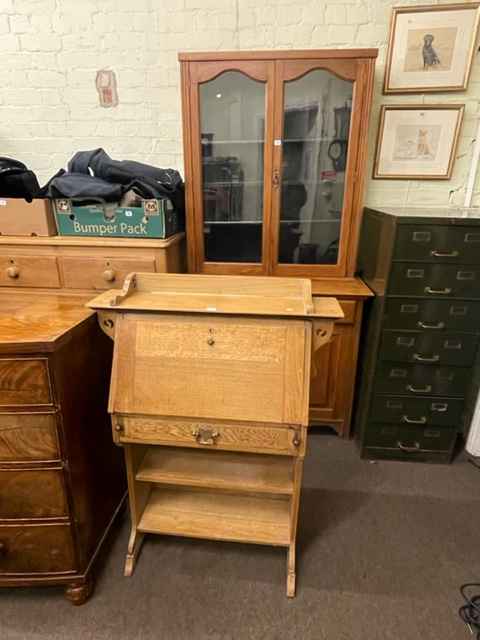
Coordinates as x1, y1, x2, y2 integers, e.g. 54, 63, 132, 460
373, 105, 464, 180
384, 3, 480, 93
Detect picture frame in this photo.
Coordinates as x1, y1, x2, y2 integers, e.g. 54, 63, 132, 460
383, 3, 480, 94
373, 104, 464, 180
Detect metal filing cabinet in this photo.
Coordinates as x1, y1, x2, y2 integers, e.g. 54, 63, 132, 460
354, 207, 480, 463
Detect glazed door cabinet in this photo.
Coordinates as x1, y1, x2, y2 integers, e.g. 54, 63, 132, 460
180, 50, 377, 278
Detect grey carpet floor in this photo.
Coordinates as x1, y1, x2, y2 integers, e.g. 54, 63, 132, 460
1, 432, 479, 640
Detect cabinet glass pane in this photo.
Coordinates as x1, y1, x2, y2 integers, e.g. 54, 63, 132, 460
279, 70, 353, 265
199, 71, 265, 263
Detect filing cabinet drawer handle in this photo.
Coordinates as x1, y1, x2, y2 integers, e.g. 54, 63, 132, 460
424, 286, 452, 295
192, 427, 219, 446
401, 415, 427, 425
406, 384, 432, 394
397, 441, 421, 453
417, 321, 445, 330
430, 250, 459, 258
6, 266, 19, 279
413, 353, 440, 363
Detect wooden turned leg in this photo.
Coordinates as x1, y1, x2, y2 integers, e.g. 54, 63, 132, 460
64, 575, 94, 606
124, 528, 145, 577
287, 543, 296, 598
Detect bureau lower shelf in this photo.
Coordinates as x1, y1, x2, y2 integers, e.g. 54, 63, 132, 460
137, 486, 291, 547
136, 447, 294, 495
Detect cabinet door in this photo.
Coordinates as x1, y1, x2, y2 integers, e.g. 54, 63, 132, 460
271, 59, 365, 278
186, 61, 274, 274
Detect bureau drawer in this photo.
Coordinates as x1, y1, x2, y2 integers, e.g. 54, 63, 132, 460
0, 523, 76, 574
374, 363, 470, 397
370, 395, 464, 428
388, 264, 480, 298
0, 359, 52, 406
0, 412, 59, 462
394, 225, 480, 263
384, 298, 480, 331
379, 331, 478, 367
0, 256, 60, 288
0, 468, 67, 519
363, 423, 457, 460
117, 416, 305, 456
61, 256, 156, 290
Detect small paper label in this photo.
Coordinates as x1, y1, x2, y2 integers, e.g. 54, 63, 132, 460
0, 199, 6, 206
274, 139, 282, 146
206, 306, 217, 311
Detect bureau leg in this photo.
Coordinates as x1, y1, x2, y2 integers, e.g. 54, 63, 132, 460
287, 544, 296, 598
64, 575, 94, 606
124, 528, 145, 577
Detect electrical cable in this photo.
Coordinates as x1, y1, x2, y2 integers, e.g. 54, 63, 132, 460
459, 584, 480, 638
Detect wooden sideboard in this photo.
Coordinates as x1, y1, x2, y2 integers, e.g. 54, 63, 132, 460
0, 293, 125, 604
0, 233, 185, 294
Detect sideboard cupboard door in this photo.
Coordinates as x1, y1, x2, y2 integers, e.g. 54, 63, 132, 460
184, 59, 275, 275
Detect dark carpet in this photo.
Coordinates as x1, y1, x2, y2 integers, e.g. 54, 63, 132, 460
1, 432, 479, 640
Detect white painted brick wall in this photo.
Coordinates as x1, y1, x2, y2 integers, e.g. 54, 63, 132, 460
0, 0, 479, 206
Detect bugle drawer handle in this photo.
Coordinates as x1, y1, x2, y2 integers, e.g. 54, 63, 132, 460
424, 286, 452, 295
430, 250, 459, 258
6, 266, 19, 279
397, 441, 421, 453
406, 384, 432, 394
192, 427, 219, 446
401, 415, 427, 425
417, 321, 445, 330
413, 353, 440, 363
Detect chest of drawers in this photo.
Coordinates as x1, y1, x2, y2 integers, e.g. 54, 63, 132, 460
0, 294, 125, 603
88, 273, 342, 597
355, 207, 480, 463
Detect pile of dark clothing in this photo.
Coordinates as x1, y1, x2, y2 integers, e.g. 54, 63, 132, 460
38, 148, 185, 216
0, 150, 185, 217
0, 157, 40, 201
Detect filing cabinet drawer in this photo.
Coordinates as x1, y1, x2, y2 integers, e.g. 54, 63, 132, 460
379, 331, 478, 367
363, 423, 457, 461
394, 225, 480, 263
0, 256, 60, 288
0, 359, 52, 406
0, 412, 59, 462
61, 256, 156, 290
370, 395, 464, 428
117, 416, 305, 456
374, 363, 470, 397
383, 299, 480, 331
0, 468, 67, 519
0, 523, 76, 574
388, 264, 480, 298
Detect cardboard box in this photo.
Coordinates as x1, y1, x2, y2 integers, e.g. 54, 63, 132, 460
53, 198, 183, 239
0, 198, 57, 236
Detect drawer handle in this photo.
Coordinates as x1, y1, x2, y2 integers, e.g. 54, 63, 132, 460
430, 250, 459, 258
417, 321, 445, 330
103, 269, 116, 283
401, 415, 427, 425
114, 423, 124, 433
6, 266, 19, 279
424, 286, 452, 295
397, 441, 421, 453
413, 353, 440, 363
0, 541, 6, 555
406, 384, 432, 394
192, 427, 219, 446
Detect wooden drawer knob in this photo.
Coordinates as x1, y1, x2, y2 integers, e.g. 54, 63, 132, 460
6, 266, 19, 279
103, 269, 116, 283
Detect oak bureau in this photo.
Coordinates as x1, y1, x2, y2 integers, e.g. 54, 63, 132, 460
88, 272, 343, 597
